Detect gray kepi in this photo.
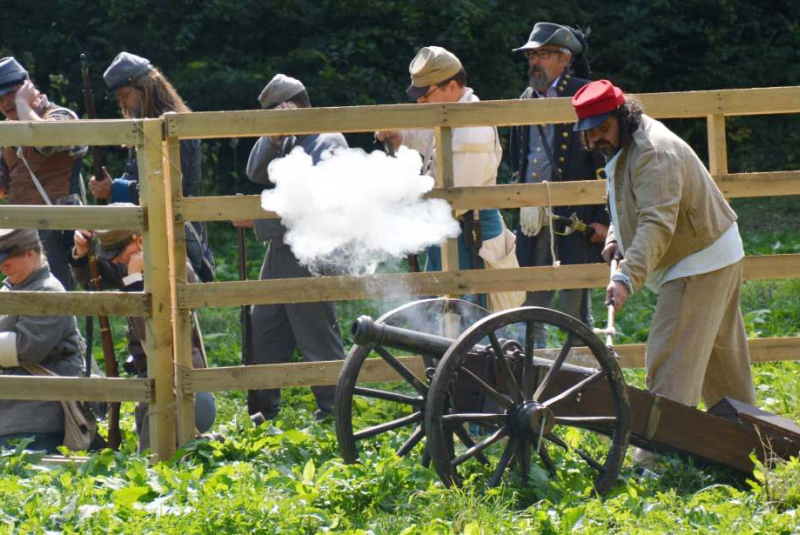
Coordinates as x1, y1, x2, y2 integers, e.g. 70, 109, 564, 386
513, 22, 583, 55
0, 57, 30, 96
0, 229, 39, 263
103, 52, 154, 93
258, 74, 306, 109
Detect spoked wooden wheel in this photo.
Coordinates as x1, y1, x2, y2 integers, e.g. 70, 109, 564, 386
425, 307, 631, 496
335, 298, 490, 463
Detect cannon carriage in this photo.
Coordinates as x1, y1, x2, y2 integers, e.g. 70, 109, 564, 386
335, 298, 800, 495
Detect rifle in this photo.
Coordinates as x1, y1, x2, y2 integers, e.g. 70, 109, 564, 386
382, 140, 420, 272
237, 195, 259, 414
80, 54, 122, 450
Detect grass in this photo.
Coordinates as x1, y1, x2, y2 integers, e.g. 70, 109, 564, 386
2, 198, 800, 533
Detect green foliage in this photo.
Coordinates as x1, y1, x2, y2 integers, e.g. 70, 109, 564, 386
2, 1, 799, 195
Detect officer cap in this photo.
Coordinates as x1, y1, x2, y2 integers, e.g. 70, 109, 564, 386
0, 57, 30, 97
406, 46, 463, 100
572, 80, 626, 132
103, 52, 153, 94
0, 229, 39, 263
258, 74, 306, 109
513, 22, 583, 56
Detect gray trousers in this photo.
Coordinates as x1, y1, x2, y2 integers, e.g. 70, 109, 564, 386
518, 227, 593, 346
250, 245, 345, 420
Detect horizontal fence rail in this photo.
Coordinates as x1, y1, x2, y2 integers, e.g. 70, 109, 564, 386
0, 119, 141, 147
178, 170, 800, 223
165, 86, 800, 140
0, 205, 145, 230
181, 337, 800, 394
3, 291, 150, 317
0, 377, 152, 402
178, 254, 800, 309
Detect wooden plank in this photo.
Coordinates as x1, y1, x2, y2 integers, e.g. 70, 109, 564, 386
181, 356, 426, 394
434, 126, 460, 275
2, 291, 149, 317
717, 171, 800, 198
180, 336, 800, 394
165, 136, 197, 445
0, 376, 151, 402
707, 114, 728, 176
176, 171, 800, 223
0, 205, 144, 230
138, 119, 177, 461
0, 119, 141, 147
165, 87, 800, 140
178, 254, 800, 308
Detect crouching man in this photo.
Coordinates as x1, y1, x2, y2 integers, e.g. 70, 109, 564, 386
69, 222, 216, 451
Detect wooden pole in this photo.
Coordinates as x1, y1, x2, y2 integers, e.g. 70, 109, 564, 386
434, 126, 461, 274
137, 119, 177, 461
707, 113, 729, 176
163, 133, 197, 445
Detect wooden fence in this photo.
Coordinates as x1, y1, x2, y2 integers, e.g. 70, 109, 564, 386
2, 86, 800, 459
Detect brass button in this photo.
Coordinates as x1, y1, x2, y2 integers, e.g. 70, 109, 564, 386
558, 156, 565, 163
531, 172, 538, 178
533, 158, 538, 164
560, 144, 567, 150
562, 132, 569, 138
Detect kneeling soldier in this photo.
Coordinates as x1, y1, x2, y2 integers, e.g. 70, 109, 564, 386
0, 229, 84, 452
70, 223, 216, 452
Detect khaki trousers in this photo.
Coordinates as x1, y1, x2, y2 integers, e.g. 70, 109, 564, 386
645, 260, 756, 408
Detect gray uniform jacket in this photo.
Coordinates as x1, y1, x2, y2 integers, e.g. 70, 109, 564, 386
0, 264, 83, 437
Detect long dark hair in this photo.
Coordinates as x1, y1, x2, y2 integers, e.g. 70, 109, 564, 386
613, 96, 645, 147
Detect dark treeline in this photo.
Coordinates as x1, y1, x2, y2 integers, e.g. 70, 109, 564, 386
3, 0, 800, 195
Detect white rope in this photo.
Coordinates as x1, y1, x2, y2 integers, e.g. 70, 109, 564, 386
543, 181, 560, 267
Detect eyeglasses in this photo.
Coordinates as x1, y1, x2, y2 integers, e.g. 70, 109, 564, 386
419, 82, 447, 100
524, 49, 563, 61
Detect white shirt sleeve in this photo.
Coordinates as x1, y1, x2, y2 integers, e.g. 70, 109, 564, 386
0, 332, 19, 368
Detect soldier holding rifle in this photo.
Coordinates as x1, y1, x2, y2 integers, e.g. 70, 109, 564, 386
70, 222, 216, 452
0, 229, 84, 453
233, 74, 346, 423
572, 79, 756, 412
0, 57, 87, 291
89, 52, 215, 283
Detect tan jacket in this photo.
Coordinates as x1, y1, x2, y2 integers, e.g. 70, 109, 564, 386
607, 115, 736, 292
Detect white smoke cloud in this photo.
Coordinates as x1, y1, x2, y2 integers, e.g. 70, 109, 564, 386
261, 145, 460, 275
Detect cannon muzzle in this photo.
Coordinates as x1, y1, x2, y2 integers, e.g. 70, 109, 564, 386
352, 315, 456, 359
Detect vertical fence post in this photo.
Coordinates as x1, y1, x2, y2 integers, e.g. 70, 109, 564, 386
707, 113, 729, 176
434, 126, 460, 273
137, 118, 177, 461
163, 124, 196, 446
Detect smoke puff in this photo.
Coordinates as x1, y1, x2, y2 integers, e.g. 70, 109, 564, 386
261, 146, 460, 275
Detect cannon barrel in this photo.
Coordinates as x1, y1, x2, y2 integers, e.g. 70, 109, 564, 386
352, 315, 459, 359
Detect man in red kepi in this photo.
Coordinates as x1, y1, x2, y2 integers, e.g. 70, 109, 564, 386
571, 80, 755, 415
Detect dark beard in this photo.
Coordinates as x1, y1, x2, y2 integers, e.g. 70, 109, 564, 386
528, 69, 552, 94
596, 141, 620, 159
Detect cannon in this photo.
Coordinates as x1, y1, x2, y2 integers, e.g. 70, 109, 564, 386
335, 298, 800, 495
